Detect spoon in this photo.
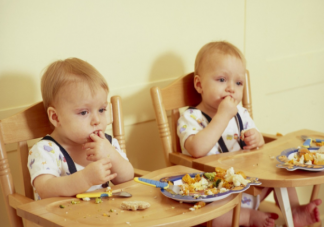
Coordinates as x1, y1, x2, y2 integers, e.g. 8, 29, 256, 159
76, 190, 132, 199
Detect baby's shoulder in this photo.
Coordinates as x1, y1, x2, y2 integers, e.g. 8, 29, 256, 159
30, 138, 60, 154
181, 108, 204, 118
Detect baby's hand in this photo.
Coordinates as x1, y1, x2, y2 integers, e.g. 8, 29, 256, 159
242, 128, 263, 150
83, 131, 114, 161
83, 157, 117, 186
217, 96, 239, 120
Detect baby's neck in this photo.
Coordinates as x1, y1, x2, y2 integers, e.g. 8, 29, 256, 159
195, 102, 217, 118
50, 131, 89, 166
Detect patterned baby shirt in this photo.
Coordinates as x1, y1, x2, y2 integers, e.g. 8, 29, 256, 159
28, 135, 128, 200
177, 105, 257, 156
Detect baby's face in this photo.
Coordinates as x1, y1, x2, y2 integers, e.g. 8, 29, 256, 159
196, 52, 245, 110
54, 82, 109, 145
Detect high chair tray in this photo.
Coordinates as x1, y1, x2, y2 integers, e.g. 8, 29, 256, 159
276, 147, 324, 171
159, 172, 261, 203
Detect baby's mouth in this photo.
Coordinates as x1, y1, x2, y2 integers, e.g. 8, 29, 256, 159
89, 130, 102, 139
222, 95, 233, 99
93, 130, 101, 136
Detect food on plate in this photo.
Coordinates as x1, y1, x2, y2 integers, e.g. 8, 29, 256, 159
121, 201, 150, 211
177, 167, 250, 197
286, 147, 324, 166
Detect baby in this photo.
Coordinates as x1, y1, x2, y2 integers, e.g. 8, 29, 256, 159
177, 41, 321, 227
28, 58, 134, 200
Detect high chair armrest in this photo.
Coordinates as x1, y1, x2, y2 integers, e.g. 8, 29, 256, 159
9, 193, 34, 209
169, 153, 196, 168
134, 168, 150, 177
262, 133, 282, 144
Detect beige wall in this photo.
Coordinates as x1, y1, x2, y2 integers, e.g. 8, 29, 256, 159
0, 1, 324, 226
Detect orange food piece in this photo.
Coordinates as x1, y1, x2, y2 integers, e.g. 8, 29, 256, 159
299, 148, 310, 156
182, 174, 195, 184
222, 181, 233, 189
194, 174, 201, 182
304, 153, 314, 162
215, 167, 226, 173
195, 201, 206, 208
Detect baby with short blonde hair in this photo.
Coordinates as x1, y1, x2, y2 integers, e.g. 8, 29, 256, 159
28, 58, 134, 200
177, 41, 321, 227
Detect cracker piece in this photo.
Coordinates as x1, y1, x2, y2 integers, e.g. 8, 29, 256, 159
121, 201, 150, 211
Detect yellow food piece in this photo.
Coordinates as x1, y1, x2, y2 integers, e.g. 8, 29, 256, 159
288, 159, 295, 164
236, 171, 246, 179
314, 160, 324, 165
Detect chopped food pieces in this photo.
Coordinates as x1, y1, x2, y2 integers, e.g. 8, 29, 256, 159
59, 205, 65, 208
178, 167, 250, 198
286, 147, 324, 166
121, 201, 150, 211
82, 197, 90, 201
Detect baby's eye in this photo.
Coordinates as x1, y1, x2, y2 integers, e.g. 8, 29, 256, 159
236, 81, 243, 86
79, 111, 88, 116
99, 108, 107, 113
218, 78, 225, 82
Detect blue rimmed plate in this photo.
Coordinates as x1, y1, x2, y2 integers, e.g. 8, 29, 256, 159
276, 147, 324, 171
159, 173, 261, 203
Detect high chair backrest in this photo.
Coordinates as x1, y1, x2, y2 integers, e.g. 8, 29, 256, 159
150, 71, 252, 167
0, 96, 125, 227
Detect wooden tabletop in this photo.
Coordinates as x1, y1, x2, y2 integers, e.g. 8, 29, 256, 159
192, 129, 324, 188
16, 165, 241, 227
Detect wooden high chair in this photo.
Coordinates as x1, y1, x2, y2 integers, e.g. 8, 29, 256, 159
150, 71, 321, 226
0, 95, 147, 227
150, 71, 280, 167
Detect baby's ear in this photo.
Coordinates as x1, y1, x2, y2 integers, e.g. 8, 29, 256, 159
194, 75, 203, 94
47, 107, 59, 127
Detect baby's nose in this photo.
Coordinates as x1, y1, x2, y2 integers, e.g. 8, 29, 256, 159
91, 113, 100, 125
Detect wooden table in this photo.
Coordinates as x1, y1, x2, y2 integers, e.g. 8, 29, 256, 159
192, 129, 324, 227
16, 165, 242, 227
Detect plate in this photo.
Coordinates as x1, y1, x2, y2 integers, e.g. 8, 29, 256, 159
276, 147, 324, 171
159, 173, 261, 203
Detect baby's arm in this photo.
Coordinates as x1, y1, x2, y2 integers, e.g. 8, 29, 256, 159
83, 131, 134, 184
243, 128, 265, 150
185, 96, 239, 158
34, 157, 116, 199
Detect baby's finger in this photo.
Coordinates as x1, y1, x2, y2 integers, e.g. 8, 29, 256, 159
87, 153, 101, 162
243, 145, 254, 150
244, 129, 253, 137
89, 133, 100, 142
98, 131, 106, 139
105, 172, 117, 182
103, 162, 113, 171
83, 142, 96, 150
85, 148, 96, 156
244, 136, 256, 145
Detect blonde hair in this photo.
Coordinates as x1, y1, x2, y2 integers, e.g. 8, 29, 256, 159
41, 58, 109, 111
194, 41, 246, 75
